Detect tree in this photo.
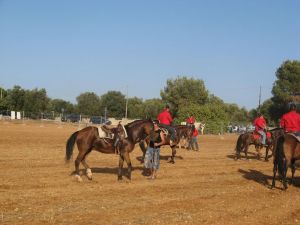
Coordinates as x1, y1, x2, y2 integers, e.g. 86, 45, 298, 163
160, 76, 209, 116
76, 92, 101, 116
127, 97, 144, 119
23, 88, 49, 118
5, 85, 26, 111
143, 98, 164, 119
271, 60, 300, 121
47, 99, 75, 114
100, 91, 126, 118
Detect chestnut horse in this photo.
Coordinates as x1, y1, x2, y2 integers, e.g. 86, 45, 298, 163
271, 133, 300, 190
65, 119, 154, 181
139, 124, 194, 164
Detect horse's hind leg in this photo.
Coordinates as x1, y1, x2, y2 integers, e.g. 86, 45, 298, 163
81, 150, 93, 180
74, 151, 86, 182
170, 147, 176, 164
123, 151, 132, 180
265, 146, 269, 161
290, 159, 296, 185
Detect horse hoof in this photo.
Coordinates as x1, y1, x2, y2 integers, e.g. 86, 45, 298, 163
75, 175, 83, 182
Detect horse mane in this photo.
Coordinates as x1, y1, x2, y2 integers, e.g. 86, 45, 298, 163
125, 119, 152, 129
268, 127, 283, 132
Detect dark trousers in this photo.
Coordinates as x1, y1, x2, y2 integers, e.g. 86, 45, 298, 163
159, 124, 176, 141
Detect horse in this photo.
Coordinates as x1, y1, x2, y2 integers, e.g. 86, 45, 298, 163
235, 130, 273, 161
271, 133, 300, 190
235, 128, 285, 161
65, 119, 154, 181
139, 124, 194, 164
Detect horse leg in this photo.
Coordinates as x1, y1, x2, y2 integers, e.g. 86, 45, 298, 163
271, 159, 277, 189
290, 159, 296, 185
256, 145, 262, 160
244, 145, 249, 160
74, 150, 86, 182
118, 154, 125, 180
282, 159, 288, 190
170, 147, 176, 164
123, 151, 132, 180
81, 152, 93, 180
265, 146, 269, 161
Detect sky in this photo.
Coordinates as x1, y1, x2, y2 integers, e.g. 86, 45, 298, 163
0, 0, 299, 110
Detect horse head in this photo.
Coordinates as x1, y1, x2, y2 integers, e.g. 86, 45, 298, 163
124, 119, 154, 143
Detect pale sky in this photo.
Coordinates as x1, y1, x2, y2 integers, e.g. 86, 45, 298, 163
1, 0, 299, 109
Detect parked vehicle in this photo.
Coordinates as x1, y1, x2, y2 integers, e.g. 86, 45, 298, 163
61, 114, 81, 123
89, 116, 111, 125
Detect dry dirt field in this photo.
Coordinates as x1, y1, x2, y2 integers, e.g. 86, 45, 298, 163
1, 121, 300, 225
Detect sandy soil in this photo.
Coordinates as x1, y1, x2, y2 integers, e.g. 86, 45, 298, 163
1, 120, 300, 225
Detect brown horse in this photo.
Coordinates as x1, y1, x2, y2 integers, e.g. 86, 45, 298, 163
271, 133, 300, 190
235, 128, 284, 161
139, 124, 194, 164
65, 119, 154, 181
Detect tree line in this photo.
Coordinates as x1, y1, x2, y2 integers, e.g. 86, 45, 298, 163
0, 60, 299, 133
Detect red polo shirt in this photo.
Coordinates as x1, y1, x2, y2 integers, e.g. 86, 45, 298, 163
253, 116, 266, 132
157, 109, 173, 125
280, 110, 300, 132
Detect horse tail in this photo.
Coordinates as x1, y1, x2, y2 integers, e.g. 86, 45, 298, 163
274, 135, 286, 178
235, 134, 243, 154
65, 131, 79, 161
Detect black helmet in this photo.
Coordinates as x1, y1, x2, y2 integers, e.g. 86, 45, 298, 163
289, 102, 297, 110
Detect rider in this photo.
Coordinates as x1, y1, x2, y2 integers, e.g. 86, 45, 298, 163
280, 103, 300, 136
186, 114, 195, 127
253, 112, 267, 146
157, 104, 176, 145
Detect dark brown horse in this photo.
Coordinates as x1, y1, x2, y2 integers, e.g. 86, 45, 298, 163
139, 124, 194, 164
65, 119, 154, 181
271, 133, 300, 190
235, 128, 284, 161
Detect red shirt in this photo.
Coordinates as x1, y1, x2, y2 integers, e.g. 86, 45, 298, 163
192, 128, 199, 137
186, 116, 195, 124
253, 116, 266, 131
157, 109, 173, 125
280, 110, 300, 132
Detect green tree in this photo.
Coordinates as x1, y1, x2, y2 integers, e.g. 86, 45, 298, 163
160, 76, 209, 116
100, 91, 126, 118
23, 88, 49, 118
271, 60, 300, 120
5, 85, 26, 111
47, 99, 75, 114
143, 98, 164, 119
76, 92, 101, 116
127, 97, 144, 119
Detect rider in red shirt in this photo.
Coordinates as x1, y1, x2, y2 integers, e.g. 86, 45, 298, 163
186, 115, 195, 125
253, 113, 267, 145
280, 103, 300, 135
157, 105, 176, 143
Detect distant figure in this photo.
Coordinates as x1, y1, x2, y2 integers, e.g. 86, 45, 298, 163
188, 125, 199, 151
144, 120, 165, 179
157, 104, 176, 144
186, 115, 195, 127
253, 112, 267, 145
280, 103, 300, 136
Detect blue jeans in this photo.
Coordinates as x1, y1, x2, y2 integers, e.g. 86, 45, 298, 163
257, 130, 266, 145
144, 147, 160, 170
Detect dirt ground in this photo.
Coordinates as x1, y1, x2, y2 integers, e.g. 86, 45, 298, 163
1, 121, 300, 225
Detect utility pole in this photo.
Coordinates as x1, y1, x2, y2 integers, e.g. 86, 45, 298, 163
258, 85, 262, 112
125, 85, 128, 119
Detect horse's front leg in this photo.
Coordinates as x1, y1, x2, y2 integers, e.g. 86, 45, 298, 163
81, 158, 92, 180
123, 151, 132, 180
256, 145, 262, 160
118, 154, 125, 181
271, 160, 277, 189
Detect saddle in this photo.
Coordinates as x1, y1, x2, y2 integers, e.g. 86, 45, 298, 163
252, 131, 271, 140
